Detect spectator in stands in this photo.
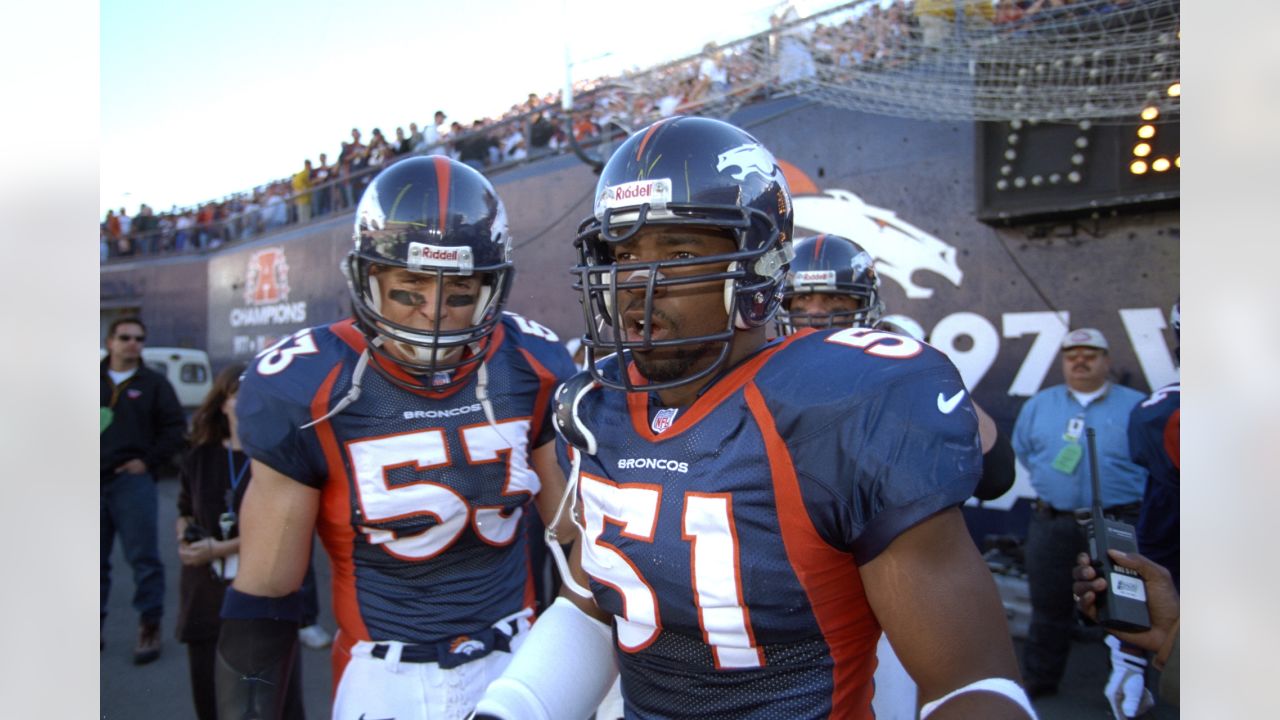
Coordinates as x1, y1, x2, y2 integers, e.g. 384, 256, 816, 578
1024, 0, 1075, 20
459, 120, 497, 170
995, 0, 1027, 26
915, 0, 994, 47
105, 209, 122, 257
447, 120, 466, 159
369, 127, 395, 168
157, 210, 175, 253
134, 204, 159, 255
196, 203, 215, 249
408, 122, 423, 151
101, 317, 186, 664
776, 10, 817, 83
417, 110, 448, 153
347, 128, 370, 201
174, 210, 194, 253
502, 126, 528, 161
395, 126, 412, 156
239, 195, 260, 242
117, 207, 134, 256
337, 142, 355, 209
291, 160, 313, 225
311, 152, 332, 217
263, 185, 288, 231
695, 42, 729, 98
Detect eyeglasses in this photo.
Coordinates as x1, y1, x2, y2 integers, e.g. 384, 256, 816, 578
116, 334, 146, 342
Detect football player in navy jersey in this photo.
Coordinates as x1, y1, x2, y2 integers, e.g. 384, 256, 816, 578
778, 233, 1019, 718
1131, 300, 1179, 586
777, 233, 1015, 504
215, 156, 578, 720
472, 117, 1033, 720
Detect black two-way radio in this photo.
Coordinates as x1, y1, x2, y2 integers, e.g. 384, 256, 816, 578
1083, 428, 1151, 632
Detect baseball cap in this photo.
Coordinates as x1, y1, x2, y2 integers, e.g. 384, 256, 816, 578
1061, 327, 1108, 352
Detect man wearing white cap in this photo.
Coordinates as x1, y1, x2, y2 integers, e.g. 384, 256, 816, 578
1011, 327, 1150, 716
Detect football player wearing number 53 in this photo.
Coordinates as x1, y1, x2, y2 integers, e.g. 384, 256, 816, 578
216, 156, 578, 720
472, 117, 1034, 720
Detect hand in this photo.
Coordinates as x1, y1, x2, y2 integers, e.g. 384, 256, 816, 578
115, 458, 147, 475
178, 537, 217, 567
1072, 549, 1179, 655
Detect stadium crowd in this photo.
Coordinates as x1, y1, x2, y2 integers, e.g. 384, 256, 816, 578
100, 0, 1150, 263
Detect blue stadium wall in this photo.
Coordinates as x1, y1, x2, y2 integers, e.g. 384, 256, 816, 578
100, 97, 1178, 532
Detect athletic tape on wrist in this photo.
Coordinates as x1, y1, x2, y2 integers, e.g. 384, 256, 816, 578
472, 597, 616, 720
920, 677, 1037, 719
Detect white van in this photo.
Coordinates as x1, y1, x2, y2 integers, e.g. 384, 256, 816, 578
101, 346, 214, 410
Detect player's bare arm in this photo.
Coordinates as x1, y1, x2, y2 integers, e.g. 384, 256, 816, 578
232, 460, 320, 597
862, 507, 1031, 718
215, 460, 319, 720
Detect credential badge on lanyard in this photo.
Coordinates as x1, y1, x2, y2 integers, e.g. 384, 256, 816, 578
1064, 416, 1086, 443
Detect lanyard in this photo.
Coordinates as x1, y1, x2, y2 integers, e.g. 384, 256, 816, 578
226, 447, 250, 513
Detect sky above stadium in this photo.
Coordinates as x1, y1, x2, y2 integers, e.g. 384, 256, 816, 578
101, 0, 844, 217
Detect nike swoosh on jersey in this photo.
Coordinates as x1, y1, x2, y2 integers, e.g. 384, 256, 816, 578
936, 389, 966, 414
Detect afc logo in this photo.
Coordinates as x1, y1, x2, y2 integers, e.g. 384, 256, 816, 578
244, 247, 291, 306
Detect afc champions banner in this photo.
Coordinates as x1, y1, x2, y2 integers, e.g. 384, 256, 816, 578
207, 237, 349, 366
226, 246, 308, 357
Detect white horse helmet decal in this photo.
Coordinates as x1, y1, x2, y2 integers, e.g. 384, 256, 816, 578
716, 144, 783, 185
792, 189, 962, 299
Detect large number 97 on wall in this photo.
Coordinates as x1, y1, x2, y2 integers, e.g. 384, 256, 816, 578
880, 308, 1177, 398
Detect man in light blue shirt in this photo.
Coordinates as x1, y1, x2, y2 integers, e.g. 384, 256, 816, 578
1012, 327, 1147, 707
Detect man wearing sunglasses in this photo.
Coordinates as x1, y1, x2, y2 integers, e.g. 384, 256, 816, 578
100, 317, 187, 664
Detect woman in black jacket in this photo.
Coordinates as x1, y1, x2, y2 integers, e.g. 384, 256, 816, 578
174, 363, 305, 720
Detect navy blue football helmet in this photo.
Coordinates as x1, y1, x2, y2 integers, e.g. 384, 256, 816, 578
343, 155, 512, 390
573, 116, 794, 392
777, 234, 883, 334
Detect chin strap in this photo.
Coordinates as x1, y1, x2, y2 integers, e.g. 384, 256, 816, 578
546, 446, 593, 599
301, 349, 370, 429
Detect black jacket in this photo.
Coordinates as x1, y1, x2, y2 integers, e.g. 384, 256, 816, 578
100, 358, 187, 479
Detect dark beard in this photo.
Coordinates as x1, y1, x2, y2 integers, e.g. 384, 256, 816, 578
631, 341, 721, 384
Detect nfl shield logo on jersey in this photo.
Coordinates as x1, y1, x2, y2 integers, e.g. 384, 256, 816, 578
651, 407, 679, 434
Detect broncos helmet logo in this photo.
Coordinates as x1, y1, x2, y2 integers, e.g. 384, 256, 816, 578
716, 144, 782, 184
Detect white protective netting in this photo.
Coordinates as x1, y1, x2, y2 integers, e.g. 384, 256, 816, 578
578, 0, 1180, 128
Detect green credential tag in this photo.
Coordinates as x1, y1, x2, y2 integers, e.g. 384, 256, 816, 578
1052, 442, 1082, 474
101, 407, 114, 433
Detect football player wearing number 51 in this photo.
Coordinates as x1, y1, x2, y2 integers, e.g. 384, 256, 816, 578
216, 156, 578, 720
472, 117, 1033, 720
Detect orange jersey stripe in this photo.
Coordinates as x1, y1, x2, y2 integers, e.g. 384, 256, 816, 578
310, 362, 371, 650
744, 381, 878, 719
